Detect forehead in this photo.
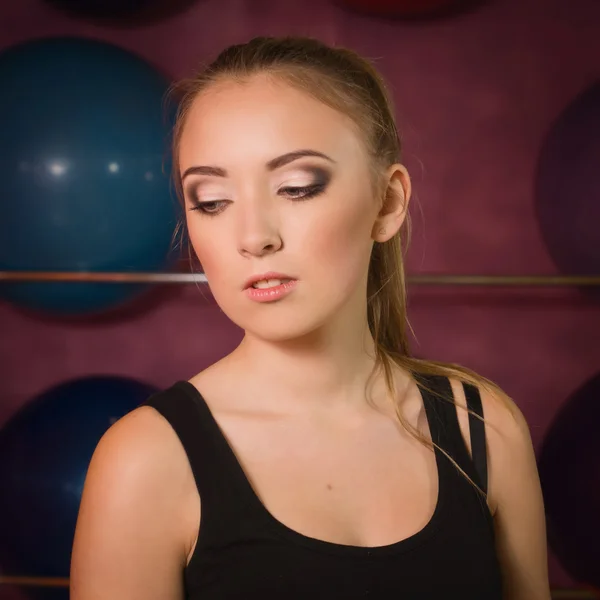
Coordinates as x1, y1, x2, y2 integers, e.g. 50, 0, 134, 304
178, 75, 366, 171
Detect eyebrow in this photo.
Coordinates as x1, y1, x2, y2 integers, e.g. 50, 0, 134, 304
180, 149, 335, 181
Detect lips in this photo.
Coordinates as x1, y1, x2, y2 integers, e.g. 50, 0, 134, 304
243, 272, 296, 290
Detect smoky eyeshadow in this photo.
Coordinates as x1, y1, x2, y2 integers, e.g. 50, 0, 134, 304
183, 163, 333, 199
302, 165, 332, 187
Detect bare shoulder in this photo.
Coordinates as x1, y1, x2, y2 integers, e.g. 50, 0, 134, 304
448, 378, 534, 512
449, 377, 551, 598
82, 404, 197, 500
71, 405, 199, 600
448, 377, 529, 444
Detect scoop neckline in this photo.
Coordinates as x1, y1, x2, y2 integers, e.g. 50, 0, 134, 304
179, 379, 448, 558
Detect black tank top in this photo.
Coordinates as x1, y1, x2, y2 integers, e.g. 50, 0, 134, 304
143, 374, 503, 599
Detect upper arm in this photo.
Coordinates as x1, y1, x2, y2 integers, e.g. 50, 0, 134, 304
70, 406, 198, 600
450, 379, 551, 600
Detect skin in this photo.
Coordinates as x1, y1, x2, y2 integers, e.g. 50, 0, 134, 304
70, 74, 551, 599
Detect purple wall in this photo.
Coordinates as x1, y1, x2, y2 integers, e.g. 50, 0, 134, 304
1, 0, 599, 592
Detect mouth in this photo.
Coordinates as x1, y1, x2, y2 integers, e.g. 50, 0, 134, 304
244, 272, 297, 290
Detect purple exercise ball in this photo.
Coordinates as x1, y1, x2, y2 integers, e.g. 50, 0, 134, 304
538, 372, 600, 588
535, 80, 600, 289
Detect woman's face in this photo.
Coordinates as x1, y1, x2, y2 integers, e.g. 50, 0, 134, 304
178, 74, 397, 342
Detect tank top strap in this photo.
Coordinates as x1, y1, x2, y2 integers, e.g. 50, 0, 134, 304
414, 373, 487, 494
463, 382, 488, 495
142, 381, 257, 541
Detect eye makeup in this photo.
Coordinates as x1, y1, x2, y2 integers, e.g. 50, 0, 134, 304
184, 163, 333, 216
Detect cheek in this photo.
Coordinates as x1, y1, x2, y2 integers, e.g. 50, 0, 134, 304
189, 231, 235, 307
304, 196, 375, 288
187, 223, 224, 279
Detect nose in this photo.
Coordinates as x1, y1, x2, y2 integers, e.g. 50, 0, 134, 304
237, 203, 283, 258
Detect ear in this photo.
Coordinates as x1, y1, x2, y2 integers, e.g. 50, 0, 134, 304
371, 164, 411, 243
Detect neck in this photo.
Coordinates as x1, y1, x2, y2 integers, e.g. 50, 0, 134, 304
229, 317, 391, 412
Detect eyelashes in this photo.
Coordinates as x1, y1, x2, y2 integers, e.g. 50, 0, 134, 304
188, 199, 227, 216
280, 183, 326, 201
188, 182, 328, 217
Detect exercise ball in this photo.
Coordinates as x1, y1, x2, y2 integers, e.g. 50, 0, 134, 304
538, 372, 600, 588
535, 81, 600, 290
0, 376, 158, 599
337, 0, 482, 19
0, 37, 180, 317
43, 0, 198, 26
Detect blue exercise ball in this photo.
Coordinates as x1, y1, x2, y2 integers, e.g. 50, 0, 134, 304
0, 37, 180, 317
0, 376, 158, 599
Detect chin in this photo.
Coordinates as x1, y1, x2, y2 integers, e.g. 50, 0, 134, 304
245, 321, 319, 343
248, 313, 327, 343
217, 299, 333, 344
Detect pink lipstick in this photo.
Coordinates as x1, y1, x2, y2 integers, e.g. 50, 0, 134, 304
244, 272, 298, 303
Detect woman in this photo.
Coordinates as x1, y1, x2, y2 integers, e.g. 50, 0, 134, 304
70, 36, 551, 599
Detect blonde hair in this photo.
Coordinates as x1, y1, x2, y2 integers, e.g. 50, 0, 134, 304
168, 36, 514, 491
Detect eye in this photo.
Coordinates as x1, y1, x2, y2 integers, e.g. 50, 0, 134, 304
280, 183, 326, 200
189, 200, 229, 216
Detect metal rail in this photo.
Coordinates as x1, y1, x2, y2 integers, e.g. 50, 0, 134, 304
1, 271, 599, 286
0, 576, 597, 597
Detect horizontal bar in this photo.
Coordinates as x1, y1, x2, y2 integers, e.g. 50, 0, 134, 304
0, 576, 596, 597
0, 576, 69, 588
0, 271, 599, 286
0, 271, 209, 284
551, 593, 599, 600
